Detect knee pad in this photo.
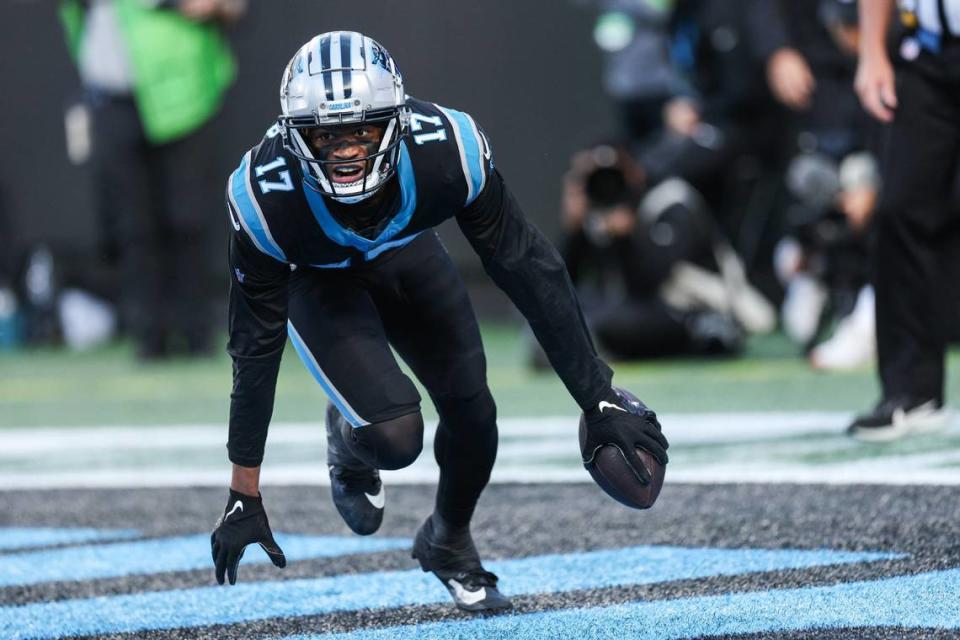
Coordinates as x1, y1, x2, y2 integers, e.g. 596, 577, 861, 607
343, 411, 424, 470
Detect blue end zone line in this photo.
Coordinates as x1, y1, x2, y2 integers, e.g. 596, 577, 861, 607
0, 533, 409, 587
293, 567, 960, 640
0, 545, 899, 640
0, 528, 139, 552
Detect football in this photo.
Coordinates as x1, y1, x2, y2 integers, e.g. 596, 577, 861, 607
578, 414, 665, 509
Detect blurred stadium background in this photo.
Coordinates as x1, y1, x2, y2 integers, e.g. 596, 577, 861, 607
3, 1, 960, 639
2, 1, 611, 277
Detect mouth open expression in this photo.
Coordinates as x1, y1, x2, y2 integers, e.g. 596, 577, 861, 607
305, 123, 387, 185
329, 160, 367, 184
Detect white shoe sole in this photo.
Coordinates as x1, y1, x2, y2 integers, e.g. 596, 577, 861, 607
850, 407, 949, 443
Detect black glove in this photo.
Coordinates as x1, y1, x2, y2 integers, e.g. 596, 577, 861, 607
211, 489, 286, 585
581, 387, 669, 484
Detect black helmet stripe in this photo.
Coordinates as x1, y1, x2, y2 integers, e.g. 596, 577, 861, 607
340, 31, 353, 99
318, 33, 335, 101
330, 32, 345, 101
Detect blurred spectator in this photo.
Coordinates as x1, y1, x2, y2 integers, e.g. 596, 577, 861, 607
544, 143, 774, 363
628, 0, 800, 290
771, 0, 881, 371
58, 0, 244, 359
590, 0, 798, 195
775, 151, 879, 367
592, 0, 695, 143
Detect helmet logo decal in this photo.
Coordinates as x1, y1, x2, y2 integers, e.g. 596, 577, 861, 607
370, 44, 391, 72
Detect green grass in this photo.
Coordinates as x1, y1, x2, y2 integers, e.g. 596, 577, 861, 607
1, 325, 956, 428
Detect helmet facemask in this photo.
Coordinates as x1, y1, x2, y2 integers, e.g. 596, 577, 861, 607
282, 110, 407, 204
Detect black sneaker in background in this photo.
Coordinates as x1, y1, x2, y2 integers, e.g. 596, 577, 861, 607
411, 514, 512, 612
848, 397, 948, 443
326, 403, 384, 535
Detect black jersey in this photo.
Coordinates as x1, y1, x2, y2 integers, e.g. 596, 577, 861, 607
226, 98, 491, 270
225, 99, 613, 467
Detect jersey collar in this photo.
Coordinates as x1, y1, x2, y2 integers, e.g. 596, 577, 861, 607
301, 142, 417, 252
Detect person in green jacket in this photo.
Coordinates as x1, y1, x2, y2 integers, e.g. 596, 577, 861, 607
60, 0, 244, 359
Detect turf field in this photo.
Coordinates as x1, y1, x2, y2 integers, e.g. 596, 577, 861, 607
2, 326, 960, 639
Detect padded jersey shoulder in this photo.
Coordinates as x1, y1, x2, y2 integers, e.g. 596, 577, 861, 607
226, 124, 356, 268
397, 97, 495, 233
225, 125, 301, 264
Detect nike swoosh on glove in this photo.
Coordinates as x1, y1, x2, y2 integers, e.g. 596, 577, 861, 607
211, 489, 286, 585
581, 387, 669, 484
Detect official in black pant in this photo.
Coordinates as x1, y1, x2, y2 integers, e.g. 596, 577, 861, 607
850, 0, 960, 441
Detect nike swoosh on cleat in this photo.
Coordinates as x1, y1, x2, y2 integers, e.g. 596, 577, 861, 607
447, 578, 486, 606
225, 500, 243, 520
365, 487, 385, 509
598, 401, 627, 413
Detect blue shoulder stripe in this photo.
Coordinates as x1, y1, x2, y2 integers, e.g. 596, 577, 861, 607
228, 152, 288, 263
436, 106, 488, 206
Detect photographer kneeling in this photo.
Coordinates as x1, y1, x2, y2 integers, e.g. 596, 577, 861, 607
552, 144, 774, 362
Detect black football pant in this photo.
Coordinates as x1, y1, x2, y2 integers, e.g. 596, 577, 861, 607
874, 52, 960, 403
286, 232, 498, 528
88, 92, 220, 355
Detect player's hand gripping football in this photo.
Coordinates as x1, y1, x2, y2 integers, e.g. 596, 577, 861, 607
581, 387, 669, 485
211, 489, 286, 585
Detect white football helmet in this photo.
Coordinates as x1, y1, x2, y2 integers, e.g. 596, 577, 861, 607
279, 31, 410, 204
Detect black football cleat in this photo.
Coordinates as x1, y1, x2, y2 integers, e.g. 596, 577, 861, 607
848, 397, 947, 443
326, 403, 384, 535
411, 514, 512, 612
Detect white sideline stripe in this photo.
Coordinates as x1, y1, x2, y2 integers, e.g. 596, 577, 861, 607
2, 412, 960, 489
0, 412, 848, 455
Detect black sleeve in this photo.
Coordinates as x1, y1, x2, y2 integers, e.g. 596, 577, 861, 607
744, 0, 791, 62
456, 170, 613, 411
226, 228, 290, 467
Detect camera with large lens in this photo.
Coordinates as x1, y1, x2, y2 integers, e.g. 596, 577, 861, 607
581, 146, 639, 246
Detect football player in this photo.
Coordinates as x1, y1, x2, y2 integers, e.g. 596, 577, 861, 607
210, 31, 669, 611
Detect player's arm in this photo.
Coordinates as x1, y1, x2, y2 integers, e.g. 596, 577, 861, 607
213, 225, 290, 585
455, 171, 668, 481
226, 227, 290, 474
456, 169, 612, 409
